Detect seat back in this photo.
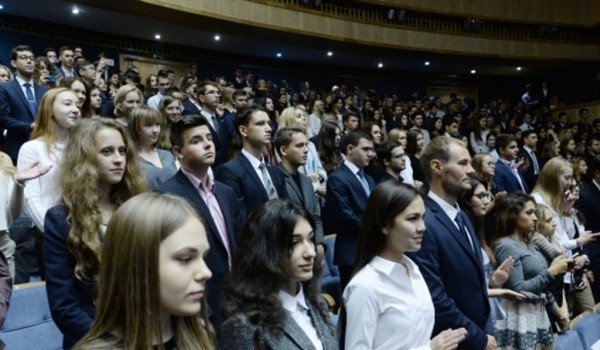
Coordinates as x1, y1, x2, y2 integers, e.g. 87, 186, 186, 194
572, 313, 600, 349
0, 282, 62, 350
555, 330, 584, 350
324, 234, 339, 277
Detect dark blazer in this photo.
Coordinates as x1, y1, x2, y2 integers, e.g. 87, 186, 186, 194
158, 170, 243, 327
493, 159, 528, 194
576, 181, 600, 275
182, 103, 229, 167
278, 165, 324, 246
519, 148, 541, 191
407, 196, 492, 350
219, 299, 338, 350
44, 205, 96, 349
0, 80, 47, 162
325, 164, 374, 267
216, 153, 287, 218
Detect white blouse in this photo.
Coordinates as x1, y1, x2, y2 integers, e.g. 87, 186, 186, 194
344, 255, 435, 350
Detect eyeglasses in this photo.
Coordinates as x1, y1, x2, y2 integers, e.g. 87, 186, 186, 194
17, 55, 35, 61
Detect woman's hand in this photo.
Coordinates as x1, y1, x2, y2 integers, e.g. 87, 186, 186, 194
489, 256, 513, 288
315, 185, 326, 197
576, 231, 600, 247
500, 289, 526, 301
14, 161, 53, 185
548, 255, 571, 276
430, 328, 468, 350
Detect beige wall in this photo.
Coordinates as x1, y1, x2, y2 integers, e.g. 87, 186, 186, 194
140, 0, 600, 61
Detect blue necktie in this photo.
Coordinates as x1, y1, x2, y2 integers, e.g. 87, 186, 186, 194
455, 212, 474, 252
23, 83, 36, 117
357, 170, 370, 196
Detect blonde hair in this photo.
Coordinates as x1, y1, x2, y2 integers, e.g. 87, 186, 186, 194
388, 128, 406, 143
128, 105, 166, 149
532, 157, 572, 215
76, 193, 214, 350
113, 85, 142, 118
61, 118, 147, 283
278, 106, 302, 129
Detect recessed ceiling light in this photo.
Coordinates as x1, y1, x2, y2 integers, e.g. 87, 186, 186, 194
424, 61, 430, 66
516, 66, 522, 71
0, 5, 4, 10
276, 53, 282, 58
470, 69, 477, 74
72, 7, 80, 14
327, 51, 333, 57
377, 63, 384, 68
214, 35, 221, 41
155, 34, 161, 40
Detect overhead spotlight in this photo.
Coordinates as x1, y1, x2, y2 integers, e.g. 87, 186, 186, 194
470, 69, 477, 74
424, 61, 430, 66
0, 5, 4, 10
378, 62, 384, 68
155, 34, 161, 40
387, 9, 396, 20
276, 53, 282, 58
214, 35, 221, 41
516, 66, 522, 71
72, 7, 80, 14
327, 51, 333, 57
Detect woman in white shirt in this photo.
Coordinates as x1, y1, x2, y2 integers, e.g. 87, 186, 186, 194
344, 180, 467, 350
469, 113, 490, 154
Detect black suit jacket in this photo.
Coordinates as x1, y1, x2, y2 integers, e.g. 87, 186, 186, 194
216, 153, 287, 218
407, 196, 492, 350
325, 164, 374, 267
0, 80, 47, 162
158, 170, 243, 327
575, 181, 600, 274
519, 148, 541, 191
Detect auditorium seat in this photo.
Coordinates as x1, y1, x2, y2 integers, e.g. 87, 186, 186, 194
571, 313, 600, 349
321, 234, 341, 313
555, 330, 584, 350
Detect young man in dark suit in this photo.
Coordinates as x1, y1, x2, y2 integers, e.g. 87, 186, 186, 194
407, 136, 496, 350
0, 45, 48, 163
494, 133, 528, 194
519, 130, 541, 190
216, 105, 286, 218
158, 115, 243, 327
275, 127, 325, 255
325, 129, 375, 290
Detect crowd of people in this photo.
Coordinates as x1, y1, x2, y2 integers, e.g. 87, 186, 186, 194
1, 43, 600, 349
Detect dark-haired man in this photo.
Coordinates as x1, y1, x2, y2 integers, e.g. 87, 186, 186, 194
147, 72, 171, 110
0, 45, 48, 163
519, 130, 540, 190
374, 140, 406, 184
159, 115, 242, 327
494, 134, 528, 193
326, 129, 374, 290
55, 46, 75, 78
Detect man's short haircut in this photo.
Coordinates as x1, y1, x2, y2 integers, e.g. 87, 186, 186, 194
341, 129, 373, 152
234, 105, 266, 130
495, 134, 516, 152
579, 108, 589, 115
274, 127, 305, 157
586, 135, 600, 147
44, 47, 56, 55
558, 111, 568, 118
410, 110, 425, 120
591, 156, 600, 176
420, 136, 465, 182
157, 71, 170, 80
343, 110, 359, 123
59, 46, 72, 55
166, 69, 175, 75
196, 80, 218, 96
376, 140, 401, 164
442, 116, 459, 129
10, 45, 33, 60
522, 130, 537, 140
75, 60, 93, 73
169, 114, 211, 149
232, 89, 248, 99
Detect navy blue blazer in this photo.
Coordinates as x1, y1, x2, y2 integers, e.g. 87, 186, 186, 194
44, 205, 96, 349
576, 182, 600, 275
182, 102, 229, 167
519, 149, 541, 191
216, 153, 287, 218
0, 80, 47, 162
493, 159, 528, 194
325, 164, 374, 267
158, 170, 243, 327
407, 196, 492, 350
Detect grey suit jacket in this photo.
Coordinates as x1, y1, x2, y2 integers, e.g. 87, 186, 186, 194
278, 165, 324, 246
219, 298, 338, 350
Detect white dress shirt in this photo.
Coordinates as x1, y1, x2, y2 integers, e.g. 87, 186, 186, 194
241, 149, 275, 192
344, 255, 434, 350
278, 285, 323, 350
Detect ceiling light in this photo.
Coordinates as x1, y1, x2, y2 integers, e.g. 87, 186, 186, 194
470, 69, 477, 74
0, 5, 4, 10
72, 7, 80, 14
214, 35, 221, 41
276, 53, 282, 58
155, 34, 161, 40
424, 61, 430, 66
516, 66, 522, 71
327, 51, 333, 57
377, 63, 384, 68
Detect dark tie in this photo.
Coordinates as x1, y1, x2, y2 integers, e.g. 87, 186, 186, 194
357, 170, 370, 196
211, 115, 220, 132
23, 83, 36, 117
455, 212, 474, 252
